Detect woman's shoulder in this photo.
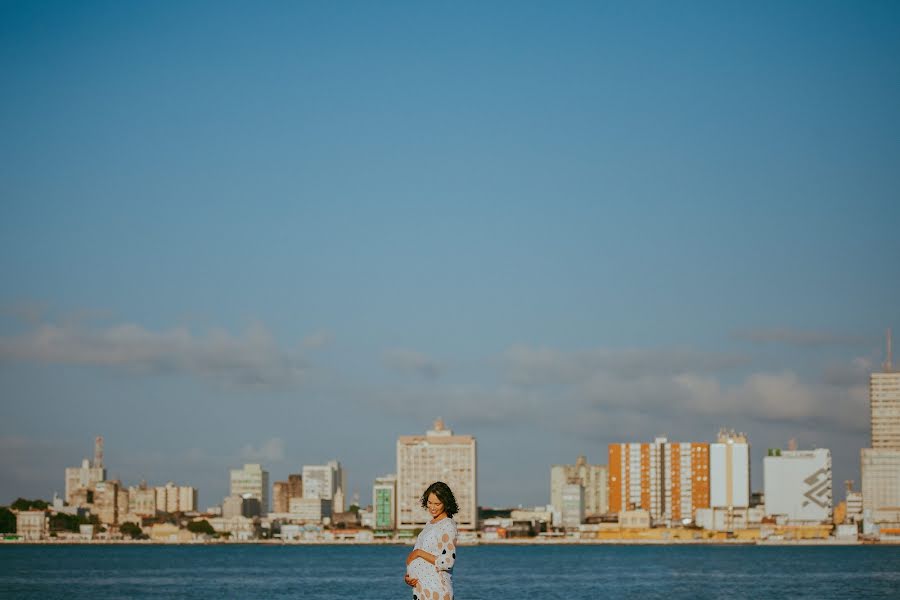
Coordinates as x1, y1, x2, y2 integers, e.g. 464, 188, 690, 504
439, 517, 458, 533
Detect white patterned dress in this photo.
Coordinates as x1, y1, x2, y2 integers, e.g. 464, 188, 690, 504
406, 517, 457, 600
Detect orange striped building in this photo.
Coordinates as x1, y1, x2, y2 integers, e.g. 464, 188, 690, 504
609, 437, 710, 525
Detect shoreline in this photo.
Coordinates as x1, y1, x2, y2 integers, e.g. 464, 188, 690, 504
3, 538, 896, 547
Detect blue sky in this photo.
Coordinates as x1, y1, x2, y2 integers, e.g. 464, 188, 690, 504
2, 1, 899, 508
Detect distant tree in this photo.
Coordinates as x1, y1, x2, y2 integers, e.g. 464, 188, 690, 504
0, 507, 15, 533
348, 504, 360, 514
187, 520, 215, 536
49, 513, 82, 533
11, 498, 48, 511
120, 522, 143, 539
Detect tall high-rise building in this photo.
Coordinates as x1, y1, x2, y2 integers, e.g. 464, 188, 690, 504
230, 464, 270, 512
550, 455, 608, 517
397, 419, 477, 530
609, 437, 710, 524
861, 331, 900, 524
764, 447, 833, 524
302, 461, 344, 501
710, 429, 750, 509
373, 474, 397, 531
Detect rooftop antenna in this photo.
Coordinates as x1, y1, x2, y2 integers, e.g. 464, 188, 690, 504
94, 435, 104, 469
884, 328, 894, 372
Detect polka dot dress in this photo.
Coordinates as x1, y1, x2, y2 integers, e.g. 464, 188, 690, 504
407, 517, 457, 600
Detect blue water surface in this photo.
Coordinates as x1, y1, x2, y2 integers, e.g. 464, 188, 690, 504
2, 544, 899, 599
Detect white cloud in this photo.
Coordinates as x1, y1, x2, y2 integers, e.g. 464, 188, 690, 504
0, 320, 308, 387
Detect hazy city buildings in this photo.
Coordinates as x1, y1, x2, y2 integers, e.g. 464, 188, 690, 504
764, 447, 833, 524
710, 429, 750, 509
65, 459, 106, 506
550, 455, 608, 519
609, 437, 710, 525
230, 464, 269, 513
397, 419, 477, 530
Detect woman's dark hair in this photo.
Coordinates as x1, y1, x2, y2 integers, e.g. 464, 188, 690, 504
421, 481, 459, 518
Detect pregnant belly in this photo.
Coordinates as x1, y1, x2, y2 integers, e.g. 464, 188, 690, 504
406, 557, 433, 580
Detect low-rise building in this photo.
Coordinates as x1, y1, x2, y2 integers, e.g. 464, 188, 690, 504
16, 510, 48, 541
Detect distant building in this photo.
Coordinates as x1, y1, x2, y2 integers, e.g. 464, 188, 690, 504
302, 461, 344, 503
373, 474, 397, 531
288, 474, 303, 499
397, 419, 477, 531
870, 369, 900, 449
550, 455, 608, 517
861, 449, 900, 522
609, 437, 710, 525
16, 510, 48, 541
273, 481, 290, 514
560, 483, 585, 528
290, 497, 332, 523
764, 447, 833, 524
64, 458, 105, 506
861, 341, 900, 526
223, 494, 261, 519
94, 480, 119, 525
710, 429, 750, 509
178, 486, 198, 512
230, 464, 269, 513
333, 487, 345, 513
128, 484, 157, 517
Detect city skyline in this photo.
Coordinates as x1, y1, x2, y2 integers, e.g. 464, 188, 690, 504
2, 1, 900, 508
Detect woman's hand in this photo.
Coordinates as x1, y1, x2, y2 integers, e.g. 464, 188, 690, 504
404, 574, 418, 588
406, 549, 420, 565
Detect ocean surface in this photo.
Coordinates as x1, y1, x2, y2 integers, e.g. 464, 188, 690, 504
2, 544, 900, 599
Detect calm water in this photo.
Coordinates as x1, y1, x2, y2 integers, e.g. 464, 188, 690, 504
2, 544, 900, 599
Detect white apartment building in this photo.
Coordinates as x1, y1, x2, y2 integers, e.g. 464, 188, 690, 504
397, 419, 477, 530
302, 460, 344, 503
560, 482, 585, 528
710, 429, 750, 509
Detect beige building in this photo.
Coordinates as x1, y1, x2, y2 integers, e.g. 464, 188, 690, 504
273, 481, 290, 513
16, 510, 48, 541
289, 497, 332, 523
871, 371, 900, 449
861, 340, 900, 525
397, 419, 477, 530
128, 484, 157, 517
94, 480, 120, 525
178, 486, 197, 512
551, 455, 608, 518
230, 464, 270, 513
64, 458, 105, 506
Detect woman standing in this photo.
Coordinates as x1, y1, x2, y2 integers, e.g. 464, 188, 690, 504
404, 481, 458, 600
